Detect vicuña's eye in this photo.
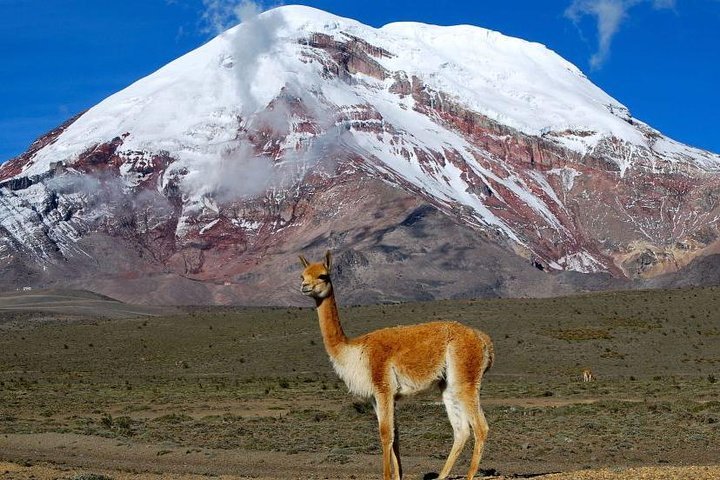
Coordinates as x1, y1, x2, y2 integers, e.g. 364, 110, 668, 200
318, 274, 330, 281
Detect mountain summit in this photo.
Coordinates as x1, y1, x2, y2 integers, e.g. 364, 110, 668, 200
2, 5, 719, 304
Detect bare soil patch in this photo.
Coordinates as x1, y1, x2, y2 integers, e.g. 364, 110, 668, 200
0, 289, 172, 324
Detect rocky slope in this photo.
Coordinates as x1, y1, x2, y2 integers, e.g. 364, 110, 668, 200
1, 5, 719, 304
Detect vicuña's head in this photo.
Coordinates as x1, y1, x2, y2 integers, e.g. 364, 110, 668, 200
299, 250, 333, 299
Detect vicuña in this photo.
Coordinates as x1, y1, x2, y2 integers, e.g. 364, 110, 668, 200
299, 251, 495, 480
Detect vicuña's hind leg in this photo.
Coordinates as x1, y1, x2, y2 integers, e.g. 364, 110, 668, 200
465, 392, 489, 480
438, 388, 470, 479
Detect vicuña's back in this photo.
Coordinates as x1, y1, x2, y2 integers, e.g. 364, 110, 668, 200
300, 251, 494, 480
353, 321, 493, 397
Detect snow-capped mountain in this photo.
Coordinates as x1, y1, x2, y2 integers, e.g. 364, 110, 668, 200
2, 5, 719, 304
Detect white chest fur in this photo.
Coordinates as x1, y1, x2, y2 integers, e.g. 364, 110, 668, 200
330, 345, 374, 398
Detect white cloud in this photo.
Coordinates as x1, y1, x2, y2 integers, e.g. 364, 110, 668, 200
565, 0, 676, 69
651, 0, 676, 8
200, 0, 270, 35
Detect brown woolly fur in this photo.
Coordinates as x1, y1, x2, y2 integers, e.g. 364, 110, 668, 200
300, 251, 495, 480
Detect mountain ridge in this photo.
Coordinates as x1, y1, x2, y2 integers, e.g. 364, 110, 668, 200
1, 5, 719, 304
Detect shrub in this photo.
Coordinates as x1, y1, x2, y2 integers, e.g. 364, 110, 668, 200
71, 475, 113, 480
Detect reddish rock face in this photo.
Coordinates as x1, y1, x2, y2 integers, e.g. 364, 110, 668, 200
302, 33, 391, 81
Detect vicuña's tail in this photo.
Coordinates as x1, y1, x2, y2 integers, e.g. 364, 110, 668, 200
484, 339, 495, 375
474, 328, 494, 375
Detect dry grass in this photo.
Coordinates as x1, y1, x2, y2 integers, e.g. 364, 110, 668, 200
1, 286, 719, 477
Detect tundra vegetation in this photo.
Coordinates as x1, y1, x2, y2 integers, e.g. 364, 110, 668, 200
0, 287, 719, 479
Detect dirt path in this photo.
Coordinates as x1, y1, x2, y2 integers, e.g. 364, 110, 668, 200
0, 432, 398, 479
2, 459, 720, 480
2, 433, 719, 480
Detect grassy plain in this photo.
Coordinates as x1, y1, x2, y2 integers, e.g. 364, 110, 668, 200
0, 287, 719, 479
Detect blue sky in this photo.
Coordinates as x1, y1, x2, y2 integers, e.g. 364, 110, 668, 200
1, 0, 718, 162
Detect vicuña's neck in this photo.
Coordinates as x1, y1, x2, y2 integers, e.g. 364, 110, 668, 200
315, 292, 347, 357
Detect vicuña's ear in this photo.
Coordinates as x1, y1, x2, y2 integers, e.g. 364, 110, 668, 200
324, 250, 332, 270
298, 255, 310, 268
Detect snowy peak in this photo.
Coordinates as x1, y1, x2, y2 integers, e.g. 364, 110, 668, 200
10, 4, 718, 182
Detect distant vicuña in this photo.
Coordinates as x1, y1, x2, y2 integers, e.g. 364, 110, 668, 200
299, 251, 494, 480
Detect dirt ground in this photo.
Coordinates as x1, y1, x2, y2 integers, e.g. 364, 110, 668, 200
2, 456, 720, 480
0, 288, 719, 479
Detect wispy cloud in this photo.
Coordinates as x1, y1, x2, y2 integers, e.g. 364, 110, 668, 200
200, 0, 270, 35
651, 0, 677, 8
565, 0, 676, 69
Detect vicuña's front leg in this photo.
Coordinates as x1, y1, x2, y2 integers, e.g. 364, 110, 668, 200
393, 416, 402, 479
374, 391, 400, 480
